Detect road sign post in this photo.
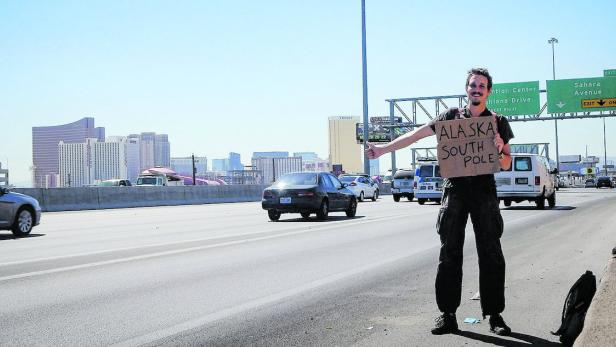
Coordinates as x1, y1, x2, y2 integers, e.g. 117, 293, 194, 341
547, 77, 616, 113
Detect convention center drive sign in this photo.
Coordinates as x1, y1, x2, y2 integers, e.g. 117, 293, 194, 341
487, 81, 541, 116
547, 77, 616, 113
435, 117, 500, 178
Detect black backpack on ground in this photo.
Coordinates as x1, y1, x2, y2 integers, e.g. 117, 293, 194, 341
551, 270, 597, 346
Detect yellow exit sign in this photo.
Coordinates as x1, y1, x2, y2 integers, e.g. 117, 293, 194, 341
581, 98, 616, 108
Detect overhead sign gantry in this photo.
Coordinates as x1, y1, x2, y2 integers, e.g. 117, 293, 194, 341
378, 72, 616, 172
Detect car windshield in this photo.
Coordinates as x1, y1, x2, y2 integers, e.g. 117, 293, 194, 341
586, 179, 594, 183
275, 173, 317, 186
393, 170, 414, 179
137, 177, 158, 185
339, 176, 358, 183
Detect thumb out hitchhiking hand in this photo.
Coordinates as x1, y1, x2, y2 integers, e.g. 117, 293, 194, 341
365, 142, 380, 159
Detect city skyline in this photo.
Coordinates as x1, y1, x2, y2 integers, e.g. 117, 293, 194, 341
2, 1, 616, 186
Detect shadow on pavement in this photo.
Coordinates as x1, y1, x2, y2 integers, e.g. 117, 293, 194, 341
275, 216, 366, 223
0, 233, 45, 241
458, 331, 560, 346
501, 206, 576, 211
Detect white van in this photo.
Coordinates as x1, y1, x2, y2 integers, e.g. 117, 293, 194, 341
495, 153, 557, 209
414, 162, 443, 205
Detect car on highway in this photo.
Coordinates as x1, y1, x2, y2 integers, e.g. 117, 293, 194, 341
584, 178, 596, 188
414, 162, 443, 205
98, 179, 132, 187
382, 171, 393, 185
495, 153, 557, 209
262, 172, 357, 221
595, 176, 613, 188
338, 174, 379, 201
557, 175, 570, 188
0, 187, 42, 237
391, 168, 415, 202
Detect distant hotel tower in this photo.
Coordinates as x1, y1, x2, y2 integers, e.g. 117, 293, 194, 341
32, 118, 105, 188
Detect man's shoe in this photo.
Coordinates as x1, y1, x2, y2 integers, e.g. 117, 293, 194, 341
431, 313, 459, 335
489, 314, 511, 336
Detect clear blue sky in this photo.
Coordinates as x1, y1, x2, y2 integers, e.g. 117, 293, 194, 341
2, 0, 615, 186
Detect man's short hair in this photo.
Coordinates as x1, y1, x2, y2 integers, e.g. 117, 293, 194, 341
466, 68, 493, 90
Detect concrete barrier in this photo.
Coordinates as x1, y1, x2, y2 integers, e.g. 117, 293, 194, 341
13, 183, 391, 212
14, 185, 270, 212
574, 251, 616, 347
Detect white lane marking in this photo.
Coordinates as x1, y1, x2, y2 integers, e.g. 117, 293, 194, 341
110, 251, 417, 347
0, 213, 412, 267
0, 214, 412, 282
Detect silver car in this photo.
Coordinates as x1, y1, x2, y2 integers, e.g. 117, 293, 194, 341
0, 187, 42, 236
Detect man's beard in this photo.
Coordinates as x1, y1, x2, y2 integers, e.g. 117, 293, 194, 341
471, 100, 481, 106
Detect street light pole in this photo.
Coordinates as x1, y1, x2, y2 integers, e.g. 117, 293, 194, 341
548, 37, 560, 174
361, 0, 370, 175
604, 117, 608, 176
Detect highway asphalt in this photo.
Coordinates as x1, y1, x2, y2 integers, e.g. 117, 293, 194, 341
1, 188, 614, 346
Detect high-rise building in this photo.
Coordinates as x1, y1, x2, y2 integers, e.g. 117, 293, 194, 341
32, 117, 105, 187
58, 139, 97, 187
58, 137, 136, 187
0, 162, 8, 187
125, 136, 141, 183
252, 151, 289, 159
171, 156, 208, 176
252, 156, 302, 183
135, 132, 155, 172
93, 138, 129, 182
369, 159, 380, 176
155, 134, 170, 167
212, 152, 243, 173
211, 158, 229, 173
328, 116, 362, 174
229, 152, 243, 171
293, 152, 319, 161
129, 132, 170, 172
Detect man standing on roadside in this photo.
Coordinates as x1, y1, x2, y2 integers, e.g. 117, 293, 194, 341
366, 68, 514, 336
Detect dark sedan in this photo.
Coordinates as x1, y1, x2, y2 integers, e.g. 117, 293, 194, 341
262, 172, 357, 221
596, 176, 613, 188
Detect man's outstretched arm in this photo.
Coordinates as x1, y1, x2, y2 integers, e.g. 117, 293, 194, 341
365, 124, 435, 159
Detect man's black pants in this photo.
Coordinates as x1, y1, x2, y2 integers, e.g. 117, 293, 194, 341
435, 183, 506, 316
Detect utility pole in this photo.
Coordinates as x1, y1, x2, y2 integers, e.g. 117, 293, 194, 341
191, 154, 196, 186
361, 0, 370, 175
548, 37, 560, 174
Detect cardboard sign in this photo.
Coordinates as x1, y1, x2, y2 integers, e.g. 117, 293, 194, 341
435, 117, 501, 178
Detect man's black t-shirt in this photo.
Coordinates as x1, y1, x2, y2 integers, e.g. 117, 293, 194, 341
428, 107, 515, 189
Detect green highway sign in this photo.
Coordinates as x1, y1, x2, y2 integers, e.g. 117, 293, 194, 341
605, 69, 616, 77
487, 81, 540, 116
547, 77, 616, 113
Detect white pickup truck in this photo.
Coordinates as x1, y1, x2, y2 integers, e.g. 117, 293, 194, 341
136, 173, 184, 187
